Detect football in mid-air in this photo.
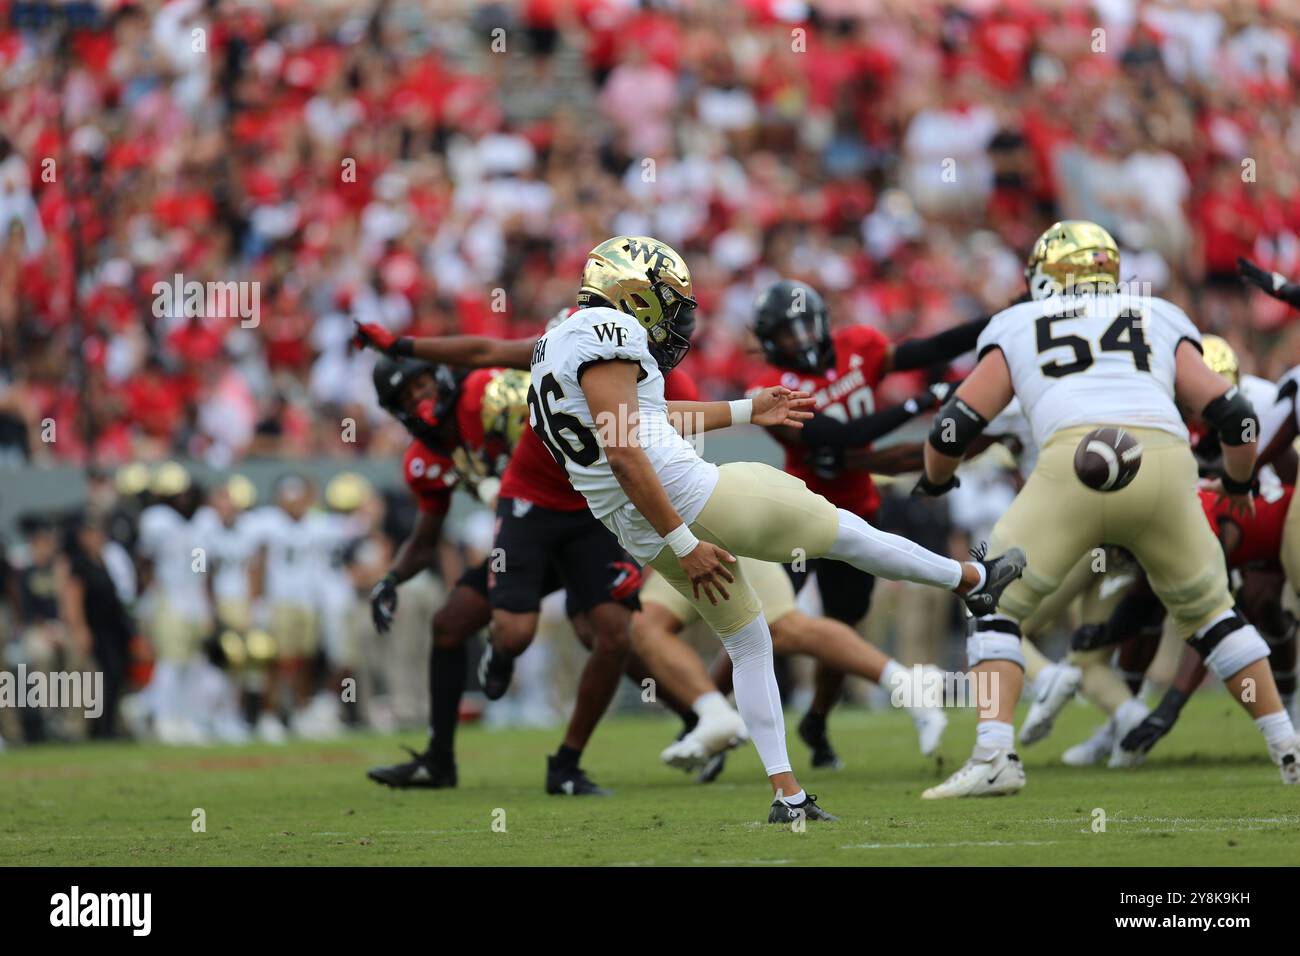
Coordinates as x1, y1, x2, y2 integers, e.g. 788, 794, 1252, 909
1073, 427, 1143, 492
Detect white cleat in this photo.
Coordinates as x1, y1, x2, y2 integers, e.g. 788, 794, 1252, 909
922, 749, 1024, 799
1107, 702, 1151, 768
660, 708, 748, 770
909, 703, 949, 757
1062, 719, 1117, 767
1019, 663, 1082, 746
256, 712, 289, 745
156, 716, 211, 746
1270, 737, 1300, 785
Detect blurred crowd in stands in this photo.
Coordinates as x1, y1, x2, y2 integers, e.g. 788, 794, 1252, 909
1, 0, 1298, 468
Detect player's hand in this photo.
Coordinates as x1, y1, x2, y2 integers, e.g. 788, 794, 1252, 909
1210, 478, 1255, 520
912, 471, 960, 497
1237, 257, 1300, 308
1120, 689, 1188, 756
352, 320, 398, 354
680, 541, 736, 606
370, 573, 398, 633
750, 386, 815, 428
909, 379, 961, 413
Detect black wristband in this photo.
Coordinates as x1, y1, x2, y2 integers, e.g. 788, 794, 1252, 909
1220, 472, 1254, 495
392, 338, 415, 357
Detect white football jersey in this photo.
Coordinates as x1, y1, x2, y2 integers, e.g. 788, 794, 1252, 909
254, 506, 320, 605
985, 397, 1040, 475
137, 503, 210, 619
977, 292, 1199, 448
194, 508, 262, 602
528, 306, 718, 562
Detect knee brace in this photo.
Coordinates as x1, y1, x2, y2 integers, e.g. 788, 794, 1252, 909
1190, 612, 1271, 681
966, 617, 1026, 669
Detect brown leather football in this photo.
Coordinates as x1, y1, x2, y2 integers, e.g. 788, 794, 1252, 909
1073, 427, 1143, 492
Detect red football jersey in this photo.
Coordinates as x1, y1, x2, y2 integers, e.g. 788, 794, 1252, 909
402, 440, 460, 515
499, 366, 701, 510
747, 324, 890, 518
1200, 485, 1294, 571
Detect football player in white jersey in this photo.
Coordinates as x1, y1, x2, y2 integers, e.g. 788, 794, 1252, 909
918, 220, 1300, 797
137, 462, 214, 745
530, 236, 1025, 822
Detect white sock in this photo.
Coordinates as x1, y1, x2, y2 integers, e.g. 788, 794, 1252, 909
968, 563, 987, 592
780, 788, 806, 807
973, 720, 1015, 760
1254, 710, 1296, 749
718, 614, 791, 777
150, 661, 183, 720
691, 691, 729, 719
1115, 697, 1148, 727
881, 659, 907, 693
826, 508, 963, 589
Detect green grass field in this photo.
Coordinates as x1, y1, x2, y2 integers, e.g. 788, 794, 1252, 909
2, 693, 1296, 866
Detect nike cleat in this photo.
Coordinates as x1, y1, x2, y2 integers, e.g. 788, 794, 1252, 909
1018, 663, 1082, 746
1062, 719, 1117, 767
367, 747, 457, 789
477, 642, 515, 701
922, 750, 1024, 799
962, 544, 1027, 617
768, 793, 838, 823
546, 756, 611, 796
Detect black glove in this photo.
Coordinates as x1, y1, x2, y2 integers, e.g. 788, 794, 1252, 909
1238, 257, 1300, 309
1069, 622, 1112, 653
806, 445, 843, 480
904, 381, 955, 415
370, 572, 399, 633
912, 471, 960, 497
1120, 688, 1189, 756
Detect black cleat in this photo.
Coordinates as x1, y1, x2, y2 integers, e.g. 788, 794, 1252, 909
961, 544, 1027, 617
798, 712, 843, 770
696, 750, 727, 784
477, 642, 515, 701
768, 793, 838, 824
546, 756, 611, 796
367, 747, 457, 789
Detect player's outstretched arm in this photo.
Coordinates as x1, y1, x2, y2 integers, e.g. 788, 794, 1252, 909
667, 387, 813, 436
353, 320, 536, 370
1238, 257, 1300, 309
1175, 340, 1258, 516
581, 359, 736, 605
370, 510, 445, 633
781, 383, 953, 449
884, 315, 991, 373
917, 350, 1013, 495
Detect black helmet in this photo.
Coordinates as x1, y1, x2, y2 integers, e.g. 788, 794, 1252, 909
753, 280, 834, 374
373, 355, 464, 444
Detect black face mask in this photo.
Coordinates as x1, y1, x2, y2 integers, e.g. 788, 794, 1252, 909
772, 313, 834, 374
646, 275, 697, 372
650, 302, 696, 372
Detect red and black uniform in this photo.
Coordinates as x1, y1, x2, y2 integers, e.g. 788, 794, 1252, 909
747, 324, 891, 624
1200, 485, 1295, 572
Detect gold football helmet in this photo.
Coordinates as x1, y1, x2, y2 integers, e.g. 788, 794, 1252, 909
325, 471, 372, 512
481, 369, 530, 450
578, 236, 698, 369
1025, 220, 1121, 300
1201, 334, 1239, 385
